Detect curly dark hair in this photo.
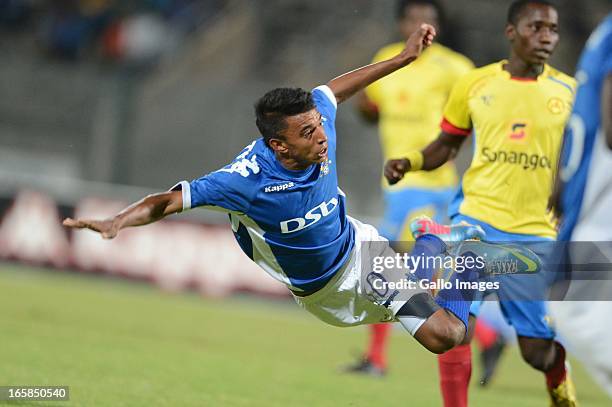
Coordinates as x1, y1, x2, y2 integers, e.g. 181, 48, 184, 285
254, 87, 315, 146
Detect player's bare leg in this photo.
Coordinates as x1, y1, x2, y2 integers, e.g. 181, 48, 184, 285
411, 309, 467, 354
518, 337, 576, 406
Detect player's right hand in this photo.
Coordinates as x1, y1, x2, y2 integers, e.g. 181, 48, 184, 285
384, 158, 410, 185
401, 24, 436, 61
62, 218, 119, 239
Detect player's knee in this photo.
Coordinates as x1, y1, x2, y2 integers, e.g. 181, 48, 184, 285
412, 306, 466, 354
427, 320, 465, 354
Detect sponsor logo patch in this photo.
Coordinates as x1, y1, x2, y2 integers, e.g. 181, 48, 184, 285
481, 147, 552, 171
280, 197, 338, 234
264, 182, 295, 193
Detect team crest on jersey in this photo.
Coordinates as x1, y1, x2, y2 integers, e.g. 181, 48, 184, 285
320, 159, 332, 177
547, 97, 565, 114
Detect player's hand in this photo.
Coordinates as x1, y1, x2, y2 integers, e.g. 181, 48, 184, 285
401, 24, 436, 61
62, 218, 119, 239
384, 158, 410, 185
547, 176, 564, 221
547, 192, 563, 221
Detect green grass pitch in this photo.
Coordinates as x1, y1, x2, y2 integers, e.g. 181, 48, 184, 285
0, 263, 609, 406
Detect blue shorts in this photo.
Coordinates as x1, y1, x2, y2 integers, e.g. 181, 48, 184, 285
453, 214, 556, 339
379, 187, 455, 241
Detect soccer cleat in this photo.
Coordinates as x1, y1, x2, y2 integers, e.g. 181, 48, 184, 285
342, 357, 386, 378
548, 363, 578, 407
410, 216, 541, 276
410, 216, 486, 242
449, 240, 543, 276
479, 337, 507, 387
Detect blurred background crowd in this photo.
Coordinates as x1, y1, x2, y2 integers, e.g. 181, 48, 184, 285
0, 0, 608, 220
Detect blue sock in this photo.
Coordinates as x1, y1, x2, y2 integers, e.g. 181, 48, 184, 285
435, 298, 471, 330
411, 235, 446, 281
410, 235, 478, 330
435, 258, 480, 330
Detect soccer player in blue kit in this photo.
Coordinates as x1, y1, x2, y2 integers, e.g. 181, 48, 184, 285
63, 25, 539, 356
549, 12, 612, 396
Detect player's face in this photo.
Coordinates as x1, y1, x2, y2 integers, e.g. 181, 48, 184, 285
275, 109, 328, 168
399, 4, 440, 41
508, 4, 559, 64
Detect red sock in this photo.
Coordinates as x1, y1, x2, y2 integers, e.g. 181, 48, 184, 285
367, 323, 391, 369
546, 342, 567, 389
438, 344, 472, 407
474, 319, 498, 351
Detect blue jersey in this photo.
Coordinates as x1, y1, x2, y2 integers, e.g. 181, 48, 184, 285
173, 86, 355, 293
558, 14, 612, 241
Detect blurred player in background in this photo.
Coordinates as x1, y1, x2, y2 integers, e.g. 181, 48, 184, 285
549, 12, 612, 398
64, 25, 533, 362
347, 0, 508, 380
349, 0, 470, 376
358, 0, 471, 245
385, 1, 577, 406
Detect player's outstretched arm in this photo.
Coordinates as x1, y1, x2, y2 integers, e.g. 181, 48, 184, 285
384, 131, 465, 185
327, 24, 435, 104
62, 190, 183, 239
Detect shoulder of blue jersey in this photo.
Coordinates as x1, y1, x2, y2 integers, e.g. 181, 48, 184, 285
214, 140, 266, 184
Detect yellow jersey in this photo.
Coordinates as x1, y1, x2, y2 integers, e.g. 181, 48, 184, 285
442, 61, 576, 238
366, 42, 474, 190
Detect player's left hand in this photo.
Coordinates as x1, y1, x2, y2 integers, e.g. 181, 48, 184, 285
384, 158, 410, 185
401, 24, 436, 61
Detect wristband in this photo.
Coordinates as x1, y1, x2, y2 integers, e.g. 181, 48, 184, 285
405, 151, 424, 171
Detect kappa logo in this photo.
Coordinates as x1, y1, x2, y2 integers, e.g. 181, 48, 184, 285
480, 95, 494, 106
218, 156, 260, 177
280, 197, 338, 234
217, 141, 260, 178
264, 182, 295, 193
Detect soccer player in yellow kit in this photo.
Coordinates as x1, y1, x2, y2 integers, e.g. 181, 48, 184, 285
385, 1, 577, 406
347, 0, 474, 376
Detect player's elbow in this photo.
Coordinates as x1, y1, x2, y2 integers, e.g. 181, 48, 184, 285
143, 192, 178, 219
